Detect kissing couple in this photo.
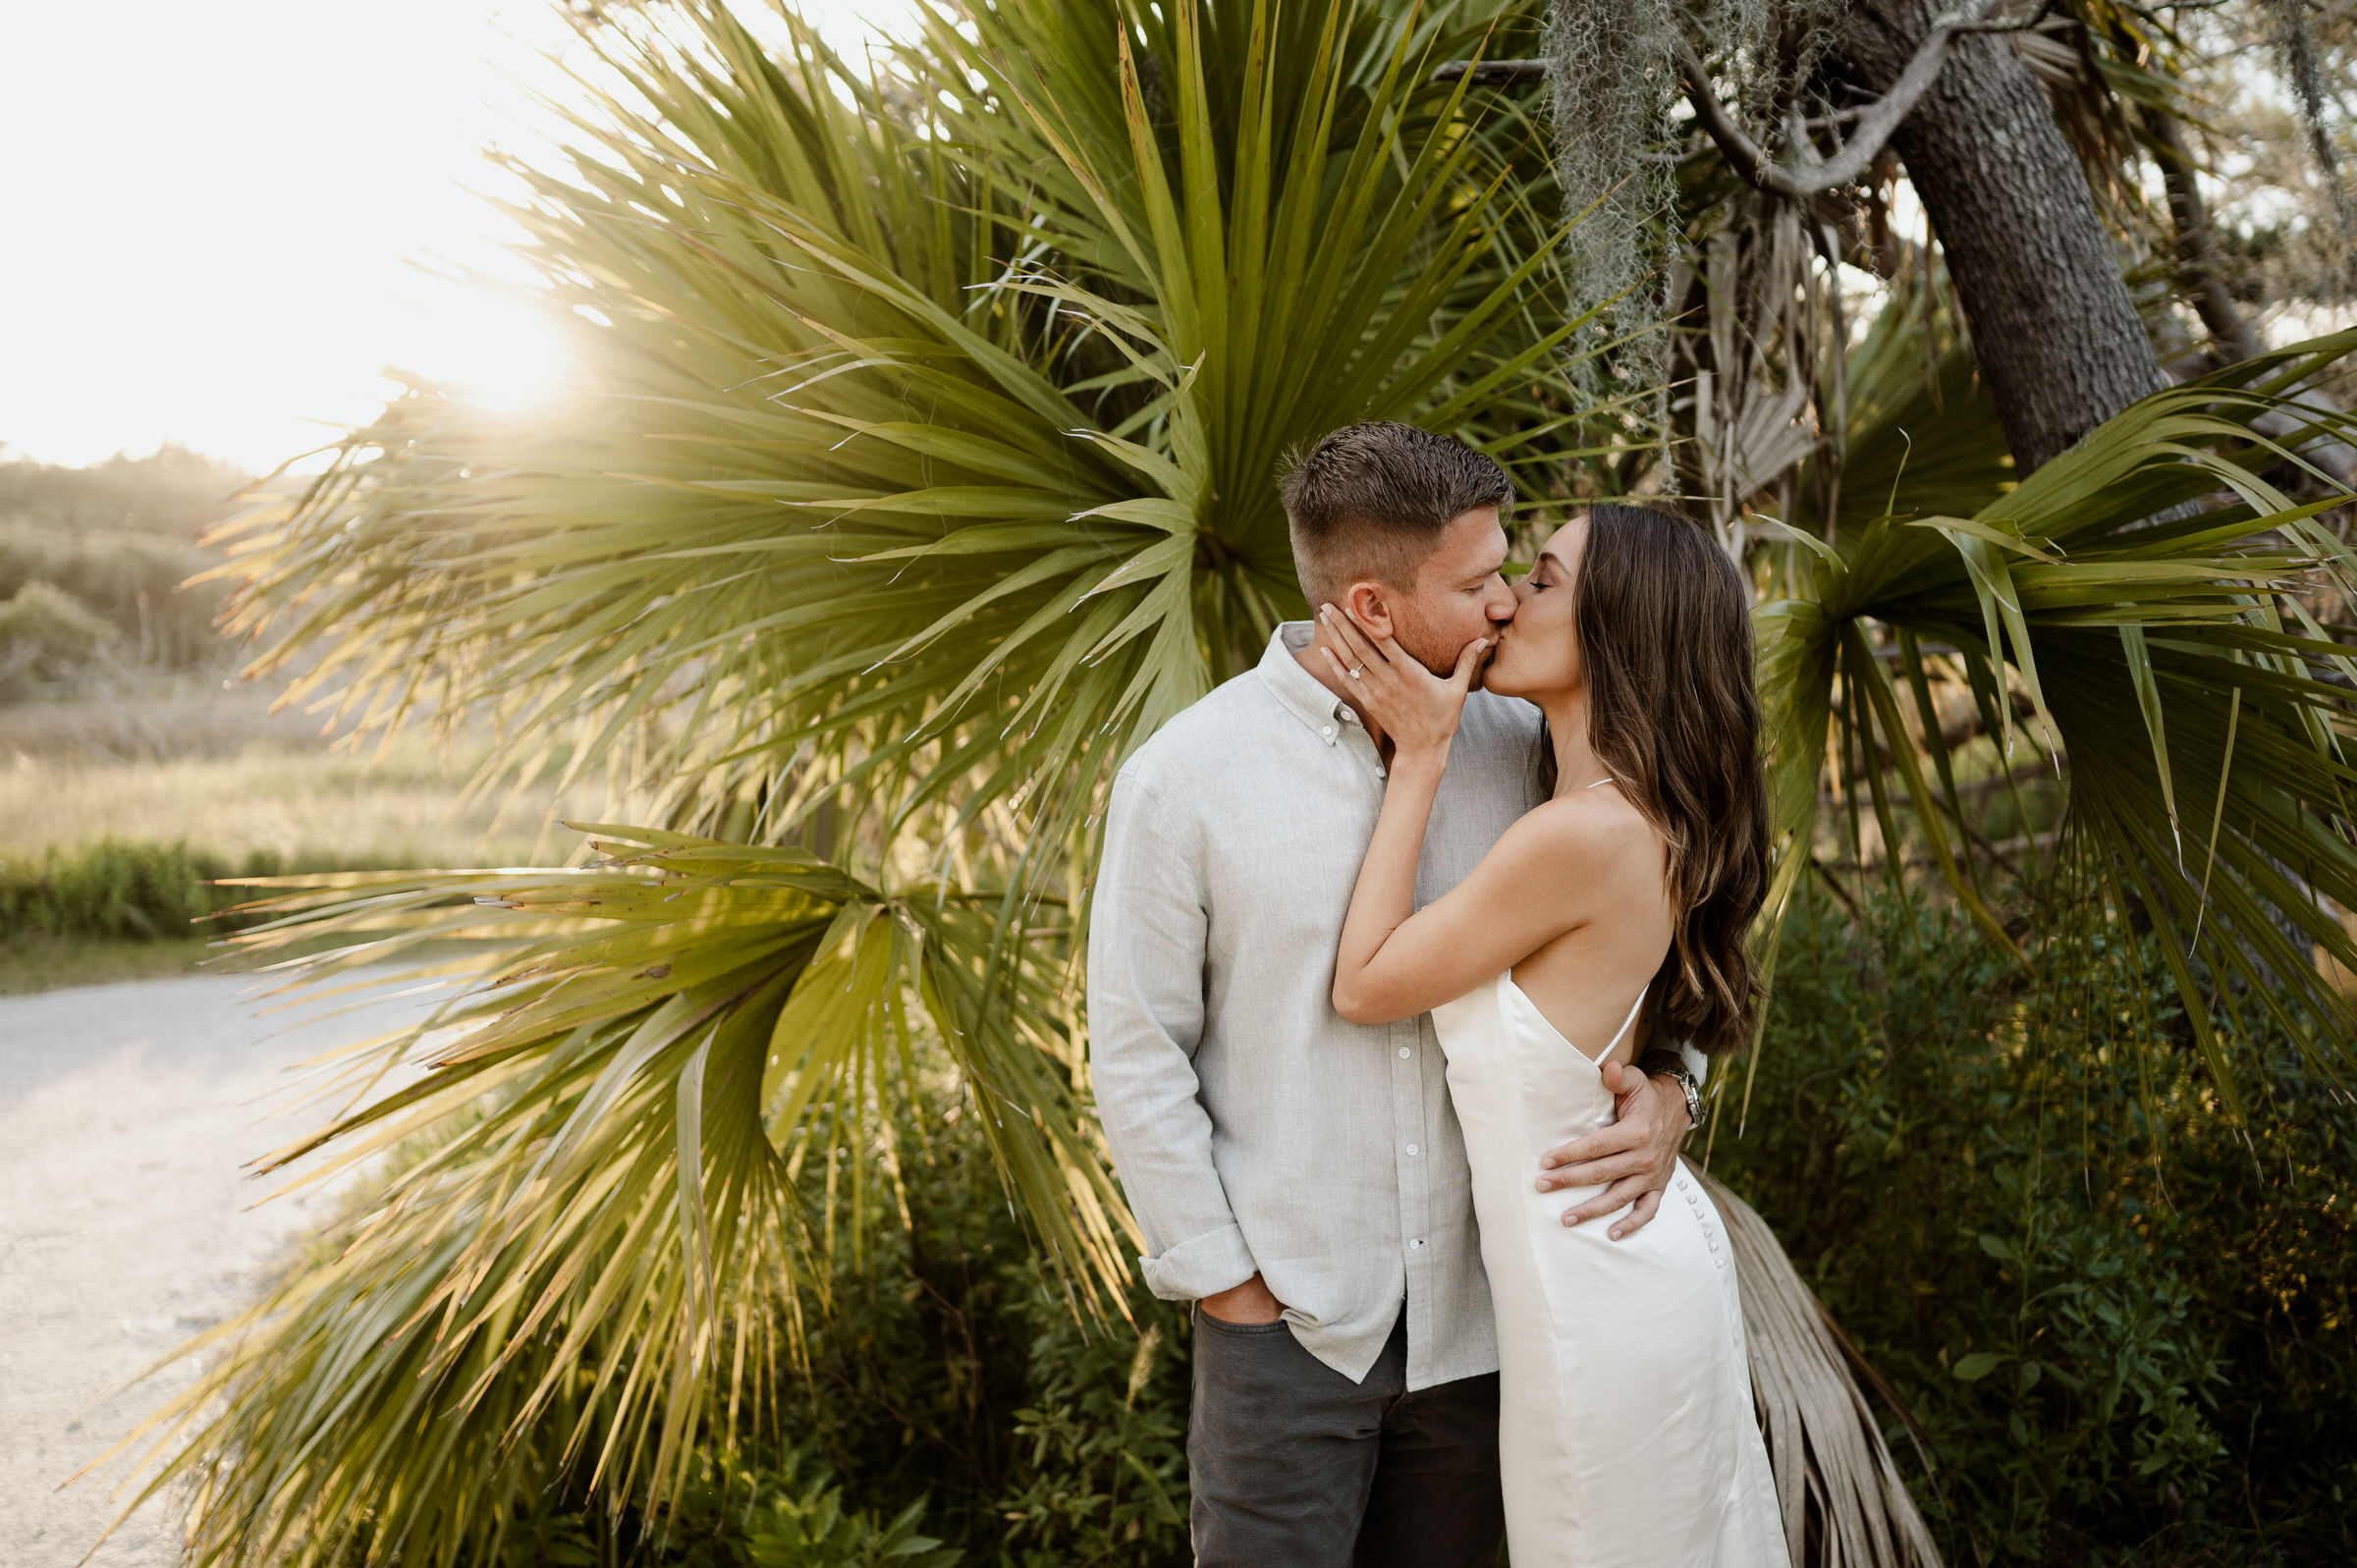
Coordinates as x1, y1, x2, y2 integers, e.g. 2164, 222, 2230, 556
1090, 420, 1791, 1565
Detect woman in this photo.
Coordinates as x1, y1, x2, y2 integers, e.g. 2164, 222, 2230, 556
1315, 503, 1787, 1565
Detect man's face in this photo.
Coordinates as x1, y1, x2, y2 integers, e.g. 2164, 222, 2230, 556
1385, 508, 1517, 679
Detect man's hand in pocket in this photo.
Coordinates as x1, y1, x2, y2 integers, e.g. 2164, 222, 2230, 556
1200, 1271, 1286, 1324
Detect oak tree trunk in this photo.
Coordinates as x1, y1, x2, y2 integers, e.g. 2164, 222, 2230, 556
1833, 2, 2166, 473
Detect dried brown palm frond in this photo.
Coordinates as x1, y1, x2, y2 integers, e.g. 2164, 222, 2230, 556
1697, 1166, 1946, 1568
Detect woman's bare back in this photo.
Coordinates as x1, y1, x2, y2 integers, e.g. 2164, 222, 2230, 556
1502, 780, 1674, 1070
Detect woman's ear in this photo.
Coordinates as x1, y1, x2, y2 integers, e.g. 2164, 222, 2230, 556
1340, 579, 1396, 638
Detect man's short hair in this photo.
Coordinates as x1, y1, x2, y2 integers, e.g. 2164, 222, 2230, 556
1277, 421, 1512, 608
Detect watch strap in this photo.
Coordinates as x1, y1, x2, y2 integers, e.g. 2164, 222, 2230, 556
1637, 1048, 1707, 1133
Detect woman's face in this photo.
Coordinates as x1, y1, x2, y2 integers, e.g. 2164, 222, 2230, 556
1483, 516, 1587, 701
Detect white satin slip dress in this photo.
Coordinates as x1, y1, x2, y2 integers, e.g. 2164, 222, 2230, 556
1430, 962, 1788, 1566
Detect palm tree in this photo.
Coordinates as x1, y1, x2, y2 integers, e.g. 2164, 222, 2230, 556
106, 0, 2355, 1561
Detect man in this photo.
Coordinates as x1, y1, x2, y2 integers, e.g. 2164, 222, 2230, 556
1088, 421, 1706, 1566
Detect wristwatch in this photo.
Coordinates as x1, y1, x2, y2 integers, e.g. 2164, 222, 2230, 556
1638, 1049, 1707, 1135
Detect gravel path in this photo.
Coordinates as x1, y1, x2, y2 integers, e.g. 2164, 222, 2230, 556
1, 972, 446, 1566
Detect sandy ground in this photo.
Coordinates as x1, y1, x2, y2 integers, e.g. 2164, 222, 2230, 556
0, 971, 447, 1566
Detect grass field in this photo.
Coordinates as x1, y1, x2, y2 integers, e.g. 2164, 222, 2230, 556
0, 677, 598, 870
0, 676, 611, 992
0, 744, 576, 870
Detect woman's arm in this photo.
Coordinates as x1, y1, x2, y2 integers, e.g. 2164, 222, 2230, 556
1335, 805, 1601, 1024
1331, 728, 1451, 1025
1318, 610, 1586, 1024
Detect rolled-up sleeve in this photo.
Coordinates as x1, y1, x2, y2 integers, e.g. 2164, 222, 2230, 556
1087, 771, 1258, 1301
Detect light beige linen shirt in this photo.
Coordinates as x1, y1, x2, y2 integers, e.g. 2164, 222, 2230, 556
1088, 622, 1548, 1389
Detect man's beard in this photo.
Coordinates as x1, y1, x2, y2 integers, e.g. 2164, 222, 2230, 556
1391, 611, 1499, 689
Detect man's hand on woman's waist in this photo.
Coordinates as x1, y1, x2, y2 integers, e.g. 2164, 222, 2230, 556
1530, 1061, 1690, 1241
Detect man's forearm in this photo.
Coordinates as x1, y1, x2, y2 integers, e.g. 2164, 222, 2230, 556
1088, 776, 1255, 1301
1638, 1048, 1705, 1135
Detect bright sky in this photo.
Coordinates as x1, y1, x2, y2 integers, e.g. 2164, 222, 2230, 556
1, 1, 912, 474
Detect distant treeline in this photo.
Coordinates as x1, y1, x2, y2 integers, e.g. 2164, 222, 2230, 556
0, 446, 251, 698
0, 445, 250, 539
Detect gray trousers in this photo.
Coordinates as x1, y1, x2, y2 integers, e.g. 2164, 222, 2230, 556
1187, 1307, 1506, 1568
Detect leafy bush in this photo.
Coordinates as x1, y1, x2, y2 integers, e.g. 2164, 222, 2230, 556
0, 838, 395, 942
0, 580, 124, 698
708, 1099, 1191, 1568
187, 876, 2353, 1568
426, 1073, 1193, 1568
1709, 881, 2357, 1565
358, 1446, 958, 1568
0, 522, 227, 673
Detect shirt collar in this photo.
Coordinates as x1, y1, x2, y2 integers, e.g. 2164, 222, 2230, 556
1255, 622, 1367, 748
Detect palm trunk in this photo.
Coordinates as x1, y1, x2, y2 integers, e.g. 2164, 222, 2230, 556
1833, 3, 2165, 473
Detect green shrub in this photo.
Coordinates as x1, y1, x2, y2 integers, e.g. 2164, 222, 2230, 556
0, 838, 398, 942
268, 879, 2357, 1567
749, 1096, 1191, 1568
1709, 881, 2357, 1565
993, 1262, 1190, 1566
0, 521, 228, 674
361, 1446, 957, 1568
0, 580, 125, 698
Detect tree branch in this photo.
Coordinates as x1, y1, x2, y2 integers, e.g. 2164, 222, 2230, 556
1434, 3, 2053, 204
1675, 0, 2007, 198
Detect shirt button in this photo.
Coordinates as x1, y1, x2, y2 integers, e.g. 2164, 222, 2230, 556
1398, 1047, 1411, 1058
1405, 1143, 1420, 1157
1321, 725, 1336, 737
1408, 1238, 1425, 1249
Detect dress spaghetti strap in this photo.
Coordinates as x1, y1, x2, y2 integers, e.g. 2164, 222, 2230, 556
1588, 984, 1647, 1065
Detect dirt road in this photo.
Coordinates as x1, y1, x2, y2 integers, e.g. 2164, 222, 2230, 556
0, 971, 444, 1566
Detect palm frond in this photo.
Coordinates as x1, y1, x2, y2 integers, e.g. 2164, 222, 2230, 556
1760, 330, 2357, 1095
148, 3, 1599, 1552
99, 829, 1117, 1564
218, 0, 1572, 881
1700, 1170, 1945, 1568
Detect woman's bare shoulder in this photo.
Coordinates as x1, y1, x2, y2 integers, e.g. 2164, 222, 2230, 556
1500, 788, 1663, 884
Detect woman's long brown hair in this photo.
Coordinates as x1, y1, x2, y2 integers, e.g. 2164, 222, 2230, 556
1549, 503, 1769, 1054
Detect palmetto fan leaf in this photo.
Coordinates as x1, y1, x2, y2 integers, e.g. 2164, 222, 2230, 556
223, 0, 1570, 866
136, 0, 1596, 1556
102, 833, 1118, 1565
1761, 331, 2357, 1105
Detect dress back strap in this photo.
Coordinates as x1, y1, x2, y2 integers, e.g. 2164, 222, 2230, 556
1593, 984, 1648, 1063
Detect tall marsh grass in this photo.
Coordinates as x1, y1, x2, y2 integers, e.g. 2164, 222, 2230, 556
0, 839, 337, 941
0, 741, 582, 871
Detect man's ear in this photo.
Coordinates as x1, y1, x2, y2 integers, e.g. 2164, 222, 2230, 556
1338, 579, 1397, 638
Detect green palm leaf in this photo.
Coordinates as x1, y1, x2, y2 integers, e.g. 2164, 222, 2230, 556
141, 0, 1589, 1555
222, 0, 1571, 876
101, 831, 1117, 1564
1760, 330, 2357, 1107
